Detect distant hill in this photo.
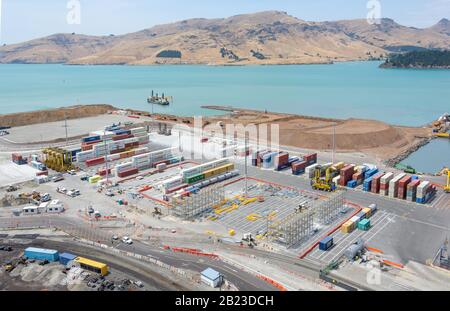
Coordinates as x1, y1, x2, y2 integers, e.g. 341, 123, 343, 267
381, 50, 450, 69
0, 11, 449, 65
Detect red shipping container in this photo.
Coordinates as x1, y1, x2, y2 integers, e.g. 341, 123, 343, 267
303, 153, 317, 163
36, 170, 49, 176
398, 176, 412, 199
110, 148, 126, 155
12, 153, 22, 161
86, 157, 105, 167
340, 165, 355, 186
117, 168, 139, 178
98, 168, 112, 176
353, 172, 363, 181
82, 145, 93, 151
371, 173, 384, 193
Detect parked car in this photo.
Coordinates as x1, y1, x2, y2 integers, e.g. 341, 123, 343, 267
122, 237, 133, 245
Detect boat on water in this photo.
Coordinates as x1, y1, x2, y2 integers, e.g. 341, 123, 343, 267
147, 90, 172, 106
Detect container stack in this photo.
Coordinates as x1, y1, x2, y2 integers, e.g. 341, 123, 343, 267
389, 173, 406, 199
303, 153, 318, 166
339, 165, 355, 187
416, 181, 431, 204
371, 173, 384, 194
380, 172, 394, 196
398, 175, 412, 199
274, 152, 289, 171
406, 179, 420, 202
262, 152, 279, 169
364, 168, 379, 180
12, 153, 27, 165
352, 171, 364, 186
292, 161, 307, 175
363, 177, 372, 192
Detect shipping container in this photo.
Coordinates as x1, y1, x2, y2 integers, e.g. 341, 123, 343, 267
357, 219, 371, 231
24, 247, 59, 262
363, 177, 372, 192
319, 236, 334, 251
341, 221, 355, 233
364, 168, 379, 180
117, 168, 139, 178
59, 252, 77, 266
340, 165, 355, 187
347, 180, 357, 188
389, 173, 406, 198
86, 157, 105, 167
362, 207, 372, 217
380, 172, 394, 196
305, 164, 319, 178
398, 175, 412, 200
303, 153, 317, 165
371, 172, 384, 194
406, 179, 420, 202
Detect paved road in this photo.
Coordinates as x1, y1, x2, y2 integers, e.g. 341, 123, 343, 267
0, 215, 277, 291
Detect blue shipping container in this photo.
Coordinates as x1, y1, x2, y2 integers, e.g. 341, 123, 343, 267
24, 247, 59, 262
82, 136, 101, 143
363, 178, 372, 191
59, 253, 77, 266
364, 168, 379, 180
347, 180, 357, 188
319, 237, 333, 251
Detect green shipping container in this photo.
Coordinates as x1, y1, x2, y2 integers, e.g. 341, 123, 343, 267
357, 219, 371, 231
186, 173, 205, 184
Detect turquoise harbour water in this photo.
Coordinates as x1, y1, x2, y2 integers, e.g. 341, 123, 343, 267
1, 62, 450, 126
400, 138, 450, 174
0, 61, 449, 172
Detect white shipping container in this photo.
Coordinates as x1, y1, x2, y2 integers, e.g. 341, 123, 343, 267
417, 181, 431, 198
305, 164, 319, 178
380, 172, 394, 184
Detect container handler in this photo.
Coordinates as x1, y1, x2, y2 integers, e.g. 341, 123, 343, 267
311, 167, 337, 192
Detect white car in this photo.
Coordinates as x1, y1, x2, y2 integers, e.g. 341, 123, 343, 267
122, 237, 133, 244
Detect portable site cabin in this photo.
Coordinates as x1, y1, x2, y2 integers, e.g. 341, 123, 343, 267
201, 268, 223, 288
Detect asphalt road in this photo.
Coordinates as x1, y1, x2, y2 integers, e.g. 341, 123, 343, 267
0, 215, 277, 291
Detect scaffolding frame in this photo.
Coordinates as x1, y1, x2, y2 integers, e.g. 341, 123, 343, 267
313, 191, 346, 225
269, 209, 314, 248
171, 184, 225, 220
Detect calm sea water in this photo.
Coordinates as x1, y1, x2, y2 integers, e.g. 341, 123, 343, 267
1, 61, 449, 172
400, 138, 450, 174
1, 62, 449, 126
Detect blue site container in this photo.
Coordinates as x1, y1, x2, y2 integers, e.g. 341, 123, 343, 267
347, 180, 357, 188
319, 236, 333, 251
59, 253, 77, 266
24, 247, 59, 262
411, 175, 419, 180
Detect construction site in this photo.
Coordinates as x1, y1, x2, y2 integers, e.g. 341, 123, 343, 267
0, 110, 449, 292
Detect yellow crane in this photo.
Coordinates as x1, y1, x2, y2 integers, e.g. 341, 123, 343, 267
445, 171, 450, 193
311, 167, 337, 192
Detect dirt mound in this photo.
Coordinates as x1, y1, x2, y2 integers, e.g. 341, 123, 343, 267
0, 104, 116, 127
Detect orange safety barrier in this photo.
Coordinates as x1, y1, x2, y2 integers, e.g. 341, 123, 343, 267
168, 246, 219, 258
382, 260, 404, 269
256, 274, 287, 291
366, 246, 384, 254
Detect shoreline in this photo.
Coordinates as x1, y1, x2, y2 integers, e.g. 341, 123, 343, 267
1, 104, 435, 170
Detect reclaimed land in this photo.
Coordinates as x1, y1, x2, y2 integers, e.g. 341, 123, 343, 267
0, 105, 432, 165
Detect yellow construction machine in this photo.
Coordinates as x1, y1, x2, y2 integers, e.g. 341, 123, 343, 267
42, 147, 74, 172
445, 171, 450, 194
311, 167, 337, 192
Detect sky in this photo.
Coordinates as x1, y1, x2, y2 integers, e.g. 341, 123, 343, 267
0, 0, 449, 44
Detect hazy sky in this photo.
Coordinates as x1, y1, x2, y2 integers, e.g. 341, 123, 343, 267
0, 0, 449, 44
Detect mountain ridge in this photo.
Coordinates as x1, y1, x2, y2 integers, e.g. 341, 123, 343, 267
0, 11, 448, 65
